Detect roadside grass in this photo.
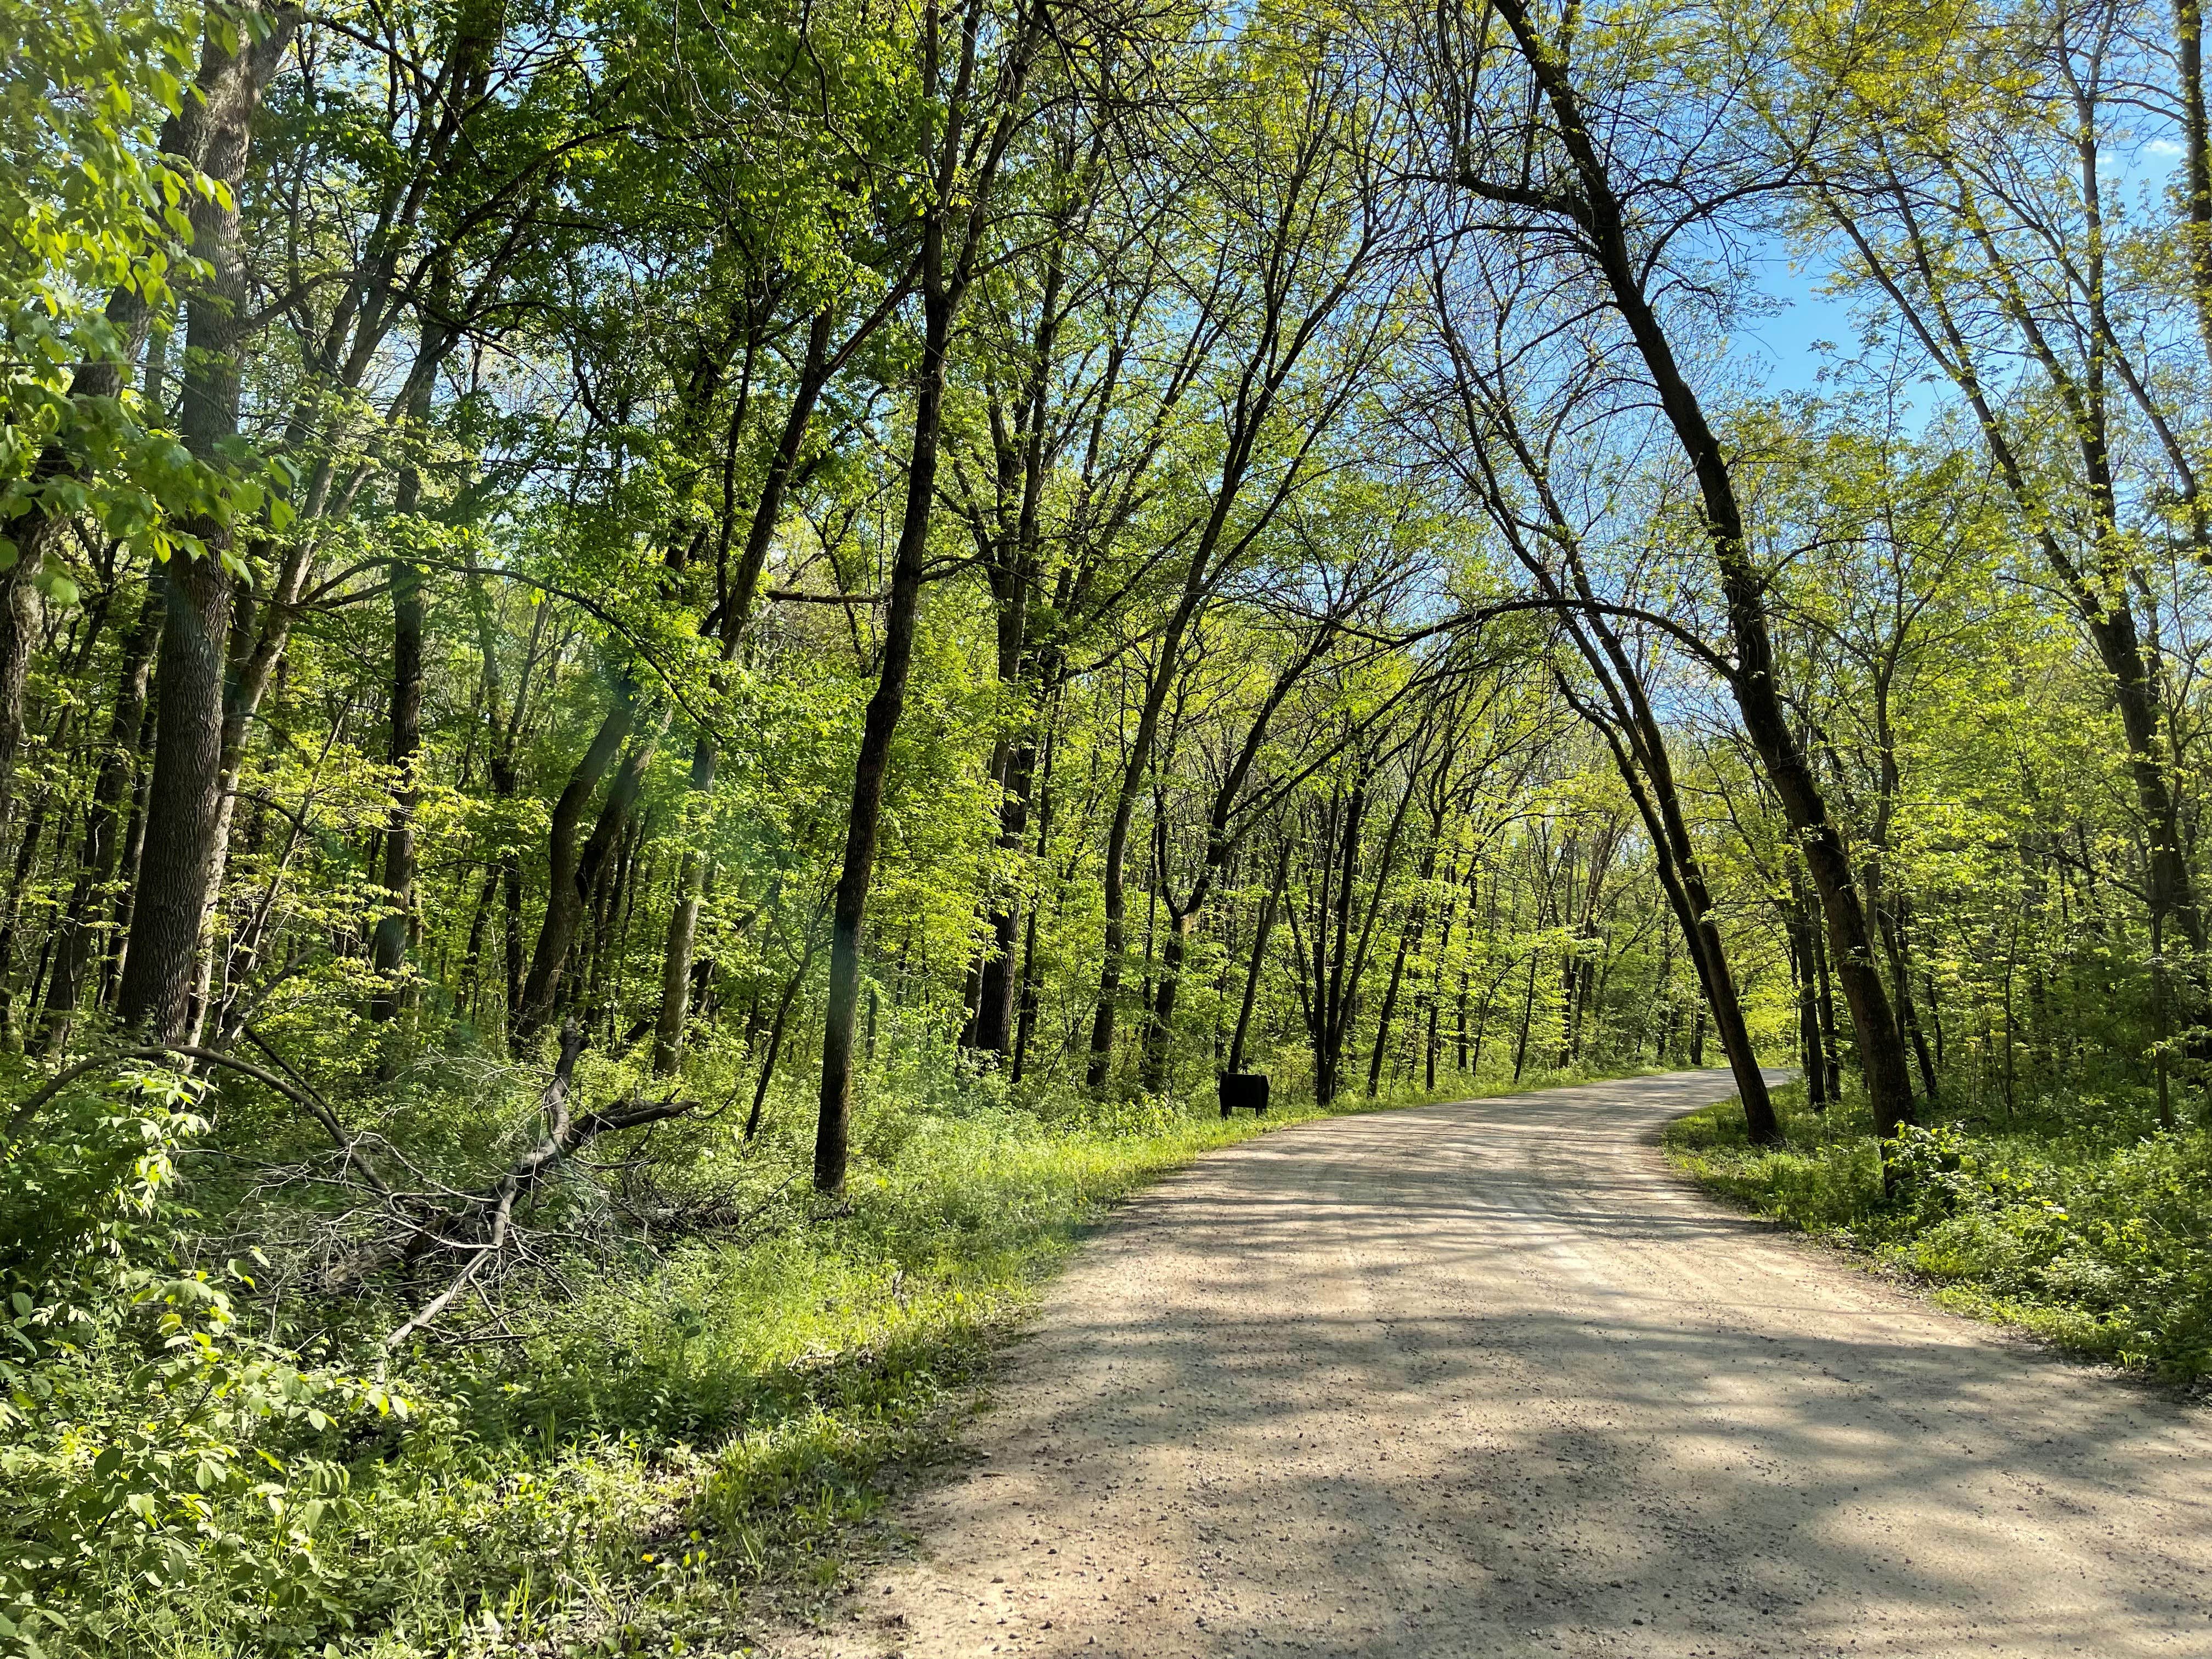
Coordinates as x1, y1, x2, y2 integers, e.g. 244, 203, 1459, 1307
40, 1060, 1646, 1658
1662, 1082, 2212, 1383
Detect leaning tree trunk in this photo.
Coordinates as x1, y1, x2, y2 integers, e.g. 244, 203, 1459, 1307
1575, 676, 1779, 1142
1481, 0, 1915, 1139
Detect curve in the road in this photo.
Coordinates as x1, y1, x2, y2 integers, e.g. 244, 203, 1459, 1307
802, 1070, 2211, 1659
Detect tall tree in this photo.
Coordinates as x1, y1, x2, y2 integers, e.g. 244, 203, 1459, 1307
815, 0, 1052, 1191
115, 2, 301, 1039
1413, 0, 1918, 1138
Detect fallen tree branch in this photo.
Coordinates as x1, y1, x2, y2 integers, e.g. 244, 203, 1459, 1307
5, 1042, 337, 1147
4, 1032, 699, 1350
383, 1026, 696, 1348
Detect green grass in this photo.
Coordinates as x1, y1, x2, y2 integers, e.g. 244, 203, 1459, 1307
1663, 1083, 2212, 1382
31, 1059, 1649, 1658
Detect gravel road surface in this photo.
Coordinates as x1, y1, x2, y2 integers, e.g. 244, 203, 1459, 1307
799, 1070, 2211, 1658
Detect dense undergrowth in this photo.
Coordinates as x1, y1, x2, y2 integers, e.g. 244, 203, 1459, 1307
1664, 1082, 2212, 1381
2, 1055, 1630, 1658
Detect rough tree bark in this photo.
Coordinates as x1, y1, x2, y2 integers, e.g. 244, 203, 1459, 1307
116, 4, 300, 1039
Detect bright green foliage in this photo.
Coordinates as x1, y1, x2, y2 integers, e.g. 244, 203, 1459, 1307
0, 1066, 402, 1656
8, 0, 2212, 1646
1666, 1087, 2212, 1378
0, 0, 275, 579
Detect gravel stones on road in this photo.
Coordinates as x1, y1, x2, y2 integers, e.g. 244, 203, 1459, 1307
790, 1070, 2212, 1659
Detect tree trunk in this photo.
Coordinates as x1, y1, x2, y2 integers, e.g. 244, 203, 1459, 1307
654, 310, 834, 1074
459, 862, 498, 1020
118, 554, 234, 1039
41, 587, 163, 1052
114, 6, 298, 1039
1370, 833, 1442, 1098
1458, 295, 1779, 1135
1317, 783, 1365, 1104
813, 0, 1046, 1188
368, 554, 425, 1022
463, 557, 535, 1042
746, 965, 807, 1141
2181, 0, 2212, 358
1424, 852, 1462, 1092
1787, 870, 1829, 1109
104, 695, 157, 1009
0, 772, 57, 1035
1878, 902, 1940, 1099
1512, 951, 1538, 1082
510, 692, 634, 1051
1481, 0, 1915, 1139
653, 738, 716, 1074
0, 569, 43, 843
1814, 909, 1843, 1086
816, 235, 955, 1192
973, 718, 1035, 1057
1227, 836, 1289, 1076
368, 346, 446, 1024
1010, 715, 1058, 1084
1455, 967, 1470, 1073
1141, 909, 1195, 1092
1368, 914, 1417, 1098
1089, 647, 1186, 1090
969, 236, 1064, 1060
1591, 703, 1779, 1139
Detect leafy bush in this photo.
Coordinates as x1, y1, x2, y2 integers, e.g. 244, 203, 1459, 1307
1664, 1085, 2212, 1378
0, 1069, 401, 1658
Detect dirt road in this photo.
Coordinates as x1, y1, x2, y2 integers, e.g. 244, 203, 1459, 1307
806, 1071, 2211, 1658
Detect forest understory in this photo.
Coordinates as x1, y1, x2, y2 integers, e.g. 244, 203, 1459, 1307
10, 1053, 1633, 1658
1667, 1080, 2212, 1384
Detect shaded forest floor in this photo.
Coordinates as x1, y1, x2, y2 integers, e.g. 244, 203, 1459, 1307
1663, 1082, 2212, 1385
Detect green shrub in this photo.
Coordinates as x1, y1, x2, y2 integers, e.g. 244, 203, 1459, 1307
1663, 1085, 2212, 1378
1, 1069, 402, 1658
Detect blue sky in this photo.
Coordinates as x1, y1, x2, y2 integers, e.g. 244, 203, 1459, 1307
1728, 249, 1856, 397
1722, 141, 2189, 403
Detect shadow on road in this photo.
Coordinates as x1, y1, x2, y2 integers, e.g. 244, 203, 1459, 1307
811, 1070, 2212, 1659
